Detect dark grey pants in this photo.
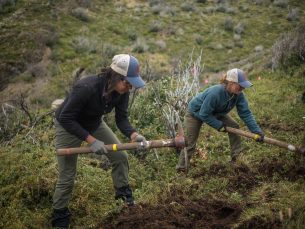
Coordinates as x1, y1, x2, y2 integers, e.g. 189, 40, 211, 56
176, 111, 242, 170
53, 119, 129, 210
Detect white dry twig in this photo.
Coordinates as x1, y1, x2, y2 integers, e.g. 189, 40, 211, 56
154, 51, 202, 137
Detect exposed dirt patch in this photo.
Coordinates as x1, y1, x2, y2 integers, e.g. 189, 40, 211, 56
192, 163, 259, 194
227, 164, 259, 194
191, 162, 228, 179
236, 216, 282, 229
102, 196, 242, 229
101, 158, 305, 229
257, 158, 305, 181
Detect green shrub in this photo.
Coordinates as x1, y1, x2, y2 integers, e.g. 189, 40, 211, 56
271, 24, 305, 70
224, 16, 234, 31
287, 8, 299, 22
0, 0, 16, 12
273, 0, 288, 8
72, 7, 90, 22
180, 3, 195, 12
132, 38, 149, 53
234, 22, 245, 34
148, 20, 162, 33
72, 36, 98, 53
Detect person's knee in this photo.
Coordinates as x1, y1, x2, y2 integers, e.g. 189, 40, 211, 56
227, 122, 239, 129
112, 151, 128, 165
58, 172, 76, 186
57, 177, 75, 187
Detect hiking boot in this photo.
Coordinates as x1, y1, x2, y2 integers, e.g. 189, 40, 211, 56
231, 155, 237, 163
115, 185, 135, 206
51, 207, 71, 229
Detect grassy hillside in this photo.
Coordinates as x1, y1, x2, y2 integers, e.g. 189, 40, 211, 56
0, 0, 304, 228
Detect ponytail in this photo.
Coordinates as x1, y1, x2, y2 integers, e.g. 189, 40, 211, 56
220, 73, 227, 84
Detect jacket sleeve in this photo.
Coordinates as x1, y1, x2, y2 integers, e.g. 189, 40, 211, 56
115, 93, 136, 138
236, 93, 262, 133
198, 93, 223, 130
57, 84, 91, 141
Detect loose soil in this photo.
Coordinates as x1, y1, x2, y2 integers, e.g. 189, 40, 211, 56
100, 158, 304, 229
102, 197, 242, 229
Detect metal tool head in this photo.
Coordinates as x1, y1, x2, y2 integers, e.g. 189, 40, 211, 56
174, 135, 186, 149
175, 122, 187, 149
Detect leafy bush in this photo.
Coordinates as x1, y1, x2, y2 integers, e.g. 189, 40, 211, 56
132, 38, 149, 53
127, 30, 137, 41
194, 34, 204, 45
72, 7, 90, 22
0, 0, 16, 12
151, 4, 162, 14
180, 3, 195, 12
72, 36, 98, 53
287, 8, 299, 22
234, 22, 245, 34
204, 6, 216, 14
148, 20, 162, 33
155, 40, 167, 50
78, 0, 92, 8
224, 16, 234, 31
34, 26, 59, 48
273, 0, 288, 8
27, 63, 46, 78
250, 0, 269, 5
271, 24, 305, 70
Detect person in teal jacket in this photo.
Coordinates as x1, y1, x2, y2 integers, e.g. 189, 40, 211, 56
176, 68, 264, 171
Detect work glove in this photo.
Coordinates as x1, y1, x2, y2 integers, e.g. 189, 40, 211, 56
254, 132, 265, 143
133, 134, 146, 142
132, 133, 148, 152
90, 139, 108, 155
218, 124, 227, 132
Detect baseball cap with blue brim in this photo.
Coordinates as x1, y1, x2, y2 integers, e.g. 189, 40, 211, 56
226, 68, 253, 88
110, 54, 145, 89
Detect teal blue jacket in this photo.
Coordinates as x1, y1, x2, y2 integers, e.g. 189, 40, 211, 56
188, 84, 262, 133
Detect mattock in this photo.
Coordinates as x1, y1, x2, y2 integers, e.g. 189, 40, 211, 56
225, 127, 303, 154
56, 124, 187, 156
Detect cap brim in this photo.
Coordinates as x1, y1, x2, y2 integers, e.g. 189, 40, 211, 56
126, 75, 145, 89
239, 80, 253, 88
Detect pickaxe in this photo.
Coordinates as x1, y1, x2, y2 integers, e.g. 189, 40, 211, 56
225, 127, 303, 154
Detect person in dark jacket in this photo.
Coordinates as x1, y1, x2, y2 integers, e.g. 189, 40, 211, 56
176, 68, 264, 172
51, 54, 146, 228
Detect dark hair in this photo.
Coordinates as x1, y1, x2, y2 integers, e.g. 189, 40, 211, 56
99, 67, 124, 93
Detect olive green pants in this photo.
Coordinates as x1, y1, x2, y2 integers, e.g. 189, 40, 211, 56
176, 111, 242, 170
53, 119, 129, 210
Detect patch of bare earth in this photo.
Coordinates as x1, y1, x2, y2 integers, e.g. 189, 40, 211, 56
102, 196, 242, 229
100, 155, 304, 229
